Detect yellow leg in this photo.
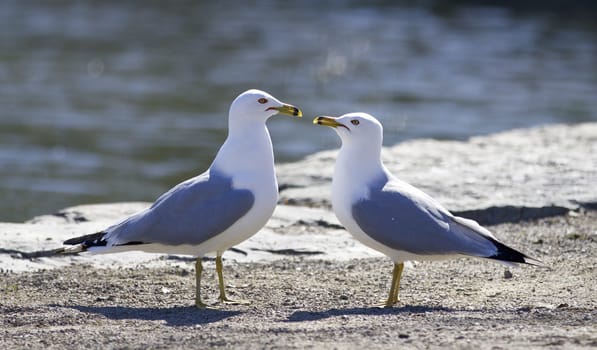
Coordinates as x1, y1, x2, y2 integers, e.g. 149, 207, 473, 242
382, 262, 404, 308
390, 262, 404, 305
216, 255, 250, 305
194, 258, 210, 308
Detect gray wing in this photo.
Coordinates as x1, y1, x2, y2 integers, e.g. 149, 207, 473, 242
351, 178, 497, 257
105, 168, 254, 246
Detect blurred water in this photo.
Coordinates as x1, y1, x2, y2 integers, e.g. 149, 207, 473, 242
1, 1, 596, 222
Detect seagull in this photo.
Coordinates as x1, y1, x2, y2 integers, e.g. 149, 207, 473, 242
63, 89, 302, 308
313, 113, 543, 307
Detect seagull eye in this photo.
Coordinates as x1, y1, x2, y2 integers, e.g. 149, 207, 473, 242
351, 120, 360, 126
258, 98, 268, 104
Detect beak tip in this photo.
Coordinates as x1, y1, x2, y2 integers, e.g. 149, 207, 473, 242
277, 104, 302, 118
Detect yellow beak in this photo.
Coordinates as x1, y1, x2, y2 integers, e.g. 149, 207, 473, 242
313, 116, 347, 129
271, 104, 302, 117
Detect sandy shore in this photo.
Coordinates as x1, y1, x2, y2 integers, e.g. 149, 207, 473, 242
1, 211, 595, 349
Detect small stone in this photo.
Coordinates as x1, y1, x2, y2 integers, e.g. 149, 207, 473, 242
503, 270, 513, 279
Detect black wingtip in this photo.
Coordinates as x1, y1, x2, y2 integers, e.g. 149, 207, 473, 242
487, 238, 547, 268
63, 231, 107, 249
488, 240, 527, 263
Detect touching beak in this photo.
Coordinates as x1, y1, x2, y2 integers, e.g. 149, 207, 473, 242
270, 104, 303, 117
313, 116, 348, 130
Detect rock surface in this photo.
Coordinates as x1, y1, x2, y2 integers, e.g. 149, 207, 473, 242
1, 123, 596, 349
278, 122, 597, 224
1, 123, 596, 272
0, 203, 372, 273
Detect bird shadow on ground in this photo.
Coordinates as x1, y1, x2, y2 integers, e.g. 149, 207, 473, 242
285, 305, 473, 322
55, 304, 242, 326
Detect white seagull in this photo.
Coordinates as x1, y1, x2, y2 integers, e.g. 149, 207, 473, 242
63, 89, 302, 308
313, 113, 543, 307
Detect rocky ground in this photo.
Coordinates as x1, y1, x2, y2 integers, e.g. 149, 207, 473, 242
1, 123, 596, 349
1, 210, 596, 350
277, 122, 597, 223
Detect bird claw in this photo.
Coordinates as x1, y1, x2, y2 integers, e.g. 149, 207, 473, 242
219, 296, 250, 305
373, 298, 400, 309
195, 301, 217, 310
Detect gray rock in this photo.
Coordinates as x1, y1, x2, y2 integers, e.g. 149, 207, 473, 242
277, 123, 597, 224
3, 123, 596, 272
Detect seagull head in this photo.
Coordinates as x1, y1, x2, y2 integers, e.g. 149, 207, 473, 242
313, 112, 383, 148
229, 89, 302, 123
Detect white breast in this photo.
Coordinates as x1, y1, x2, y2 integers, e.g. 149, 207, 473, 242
202, 123, 278, 255
331, 150, 431, 263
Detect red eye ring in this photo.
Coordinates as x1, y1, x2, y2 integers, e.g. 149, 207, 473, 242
258, 98, 268, 104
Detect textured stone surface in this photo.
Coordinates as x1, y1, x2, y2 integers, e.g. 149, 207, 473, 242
1, 124, 595, 350
1, 123, 596, 272
277, 122, 597, 224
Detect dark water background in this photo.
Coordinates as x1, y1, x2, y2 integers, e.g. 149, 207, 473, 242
1, 1, 596, 222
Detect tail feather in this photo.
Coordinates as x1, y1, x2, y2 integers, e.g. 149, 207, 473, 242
486, 236, 547, 268
450, 215, 547, 268
7, 231, 108, 258
63, 231, 107, 251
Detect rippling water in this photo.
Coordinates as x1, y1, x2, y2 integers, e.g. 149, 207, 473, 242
1, 1, 596, 222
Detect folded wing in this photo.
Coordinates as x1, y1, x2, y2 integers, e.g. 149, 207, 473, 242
351, 178, 502, 258
101, 168, 255, 247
